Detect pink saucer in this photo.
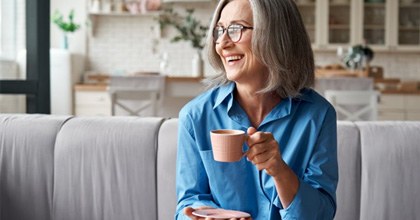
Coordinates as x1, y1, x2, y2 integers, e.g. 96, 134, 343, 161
192, 208, 250, 219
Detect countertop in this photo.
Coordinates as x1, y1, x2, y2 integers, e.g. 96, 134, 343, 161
75, 76, 204, 91
75, 76, 420, 95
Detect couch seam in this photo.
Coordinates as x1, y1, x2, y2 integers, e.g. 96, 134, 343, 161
155, 117, 168, 220
51, 115, 75, 220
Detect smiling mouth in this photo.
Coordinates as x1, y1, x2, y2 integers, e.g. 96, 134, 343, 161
225, 55, 244, 63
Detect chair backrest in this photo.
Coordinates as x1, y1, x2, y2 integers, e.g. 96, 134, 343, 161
108, 75, 165, 116
315, 77, 373, 96
324, 90, 379, 121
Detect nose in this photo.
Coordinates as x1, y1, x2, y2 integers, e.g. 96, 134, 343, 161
217, 31, 233, 48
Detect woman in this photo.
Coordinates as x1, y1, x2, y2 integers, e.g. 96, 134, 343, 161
176, 0, 338, 219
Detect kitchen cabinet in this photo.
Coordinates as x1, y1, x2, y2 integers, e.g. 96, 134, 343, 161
297, 0, 358, 50
378, 93, 420, 120
74, 76, 206, 117
393, 1, 420, 51
75, 86, 112, 116
296, 1, 317, 44
296, 0, 420, 51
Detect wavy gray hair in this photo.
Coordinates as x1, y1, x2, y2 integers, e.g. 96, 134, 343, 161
205, 0, 315, 98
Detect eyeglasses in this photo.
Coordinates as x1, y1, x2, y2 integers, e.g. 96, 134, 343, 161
213, 24, 253, 43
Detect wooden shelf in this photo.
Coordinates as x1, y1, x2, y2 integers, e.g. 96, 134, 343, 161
80, 75, 204, 88
88, 11, 160, 37
399, 3, 420, 7
88, 12, 160, 17
329, 25, 350, 29
364, 25, 385, 30
330, 3, 351, 6
364, 3, 386, 7
296, 3, 316, 7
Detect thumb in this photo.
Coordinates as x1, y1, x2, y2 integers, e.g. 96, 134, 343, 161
183, 207, 195, 218
247, 127, 257, 136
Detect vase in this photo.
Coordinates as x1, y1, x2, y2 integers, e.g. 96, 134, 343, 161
61, 33, 69, 50
192, 50, 204, 77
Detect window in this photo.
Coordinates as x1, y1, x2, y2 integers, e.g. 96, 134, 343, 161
0, 0, 50, 113
0, 0, 3, 54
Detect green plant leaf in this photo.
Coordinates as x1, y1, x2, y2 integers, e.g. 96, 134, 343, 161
157, 7, 208, 50
52, 9, 81, 33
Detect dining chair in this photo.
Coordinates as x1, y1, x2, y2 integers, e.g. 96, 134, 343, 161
108, 75, 165, 116
324, 90, 380, 121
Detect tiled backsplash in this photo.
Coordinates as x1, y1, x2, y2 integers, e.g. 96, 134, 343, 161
88, 3, 420, 79
1, 1, 419, 80
87, 2, 216, 77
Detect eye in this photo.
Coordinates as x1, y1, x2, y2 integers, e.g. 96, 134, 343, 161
214, 26, 224, 36
229, 24, 243, 31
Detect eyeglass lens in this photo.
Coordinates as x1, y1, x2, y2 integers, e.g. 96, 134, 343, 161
213, 25, 242, 43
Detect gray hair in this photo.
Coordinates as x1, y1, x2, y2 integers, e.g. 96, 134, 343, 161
205, 0, 315, 98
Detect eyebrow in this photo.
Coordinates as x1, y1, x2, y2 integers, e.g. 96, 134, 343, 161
216, 20, 252, 27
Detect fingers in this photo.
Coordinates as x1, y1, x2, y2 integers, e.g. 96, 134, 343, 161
247, 127, 257, 136
183, 207, 197, 219
247, 130, 273, 147
247, 147, 272, 164
245, 127, 283, 177
246, 129, 278, 162
255, 155, 278, 173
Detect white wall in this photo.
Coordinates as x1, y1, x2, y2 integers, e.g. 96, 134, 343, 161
50, 0, 420, 80
51, 0, 87, 55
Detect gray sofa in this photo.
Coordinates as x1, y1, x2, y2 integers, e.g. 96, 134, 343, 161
1, 114, 419, 220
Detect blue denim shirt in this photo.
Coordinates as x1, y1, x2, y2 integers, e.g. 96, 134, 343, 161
175, 82, 338, 220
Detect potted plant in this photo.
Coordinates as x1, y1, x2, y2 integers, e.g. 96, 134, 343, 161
342, 44, 374, 71
157, 7, 208, 77
52, 9, 81, 49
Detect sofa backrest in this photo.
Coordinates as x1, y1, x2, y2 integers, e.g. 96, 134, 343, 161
335, 121, 361, 220
157, 118, 178, 220
357, 121, 420, 220
52, 116, 164, 220
2, 115, 420, 220
0, 114, 71, 220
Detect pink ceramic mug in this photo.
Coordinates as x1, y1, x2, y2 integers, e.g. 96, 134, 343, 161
210, 129, 246, 162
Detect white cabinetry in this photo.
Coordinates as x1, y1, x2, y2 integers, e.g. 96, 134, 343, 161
75, 88, 111, 116
296, 0, 420, 51
378, 94, 420, 120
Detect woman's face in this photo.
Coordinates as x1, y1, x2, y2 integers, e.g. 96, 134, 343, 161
215, 0, 268, 84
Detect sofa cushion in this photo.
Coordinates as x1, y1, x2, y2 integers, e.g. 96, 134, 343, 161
335, 121, 361, 220
0, 114, 71, 220
356, 121, 420, 220
52, 117, 164, 220
157, 118, 178, 220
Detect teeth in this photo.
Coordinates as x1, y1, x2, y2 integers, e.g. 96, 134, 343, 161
226, 56, 243, 62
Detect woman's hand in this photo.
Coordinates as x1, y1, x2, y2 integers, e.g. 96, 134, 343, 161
183, 207, 252, 220
246, 127, 287, 178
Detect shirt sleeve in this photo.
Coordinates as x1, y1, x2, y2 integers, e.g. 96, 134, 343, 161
175, 112, 219, 220
276, 106, 338, 220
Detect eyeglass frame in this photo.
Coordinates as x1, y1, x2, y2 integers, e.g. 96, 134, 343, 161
213, 24, 254, 43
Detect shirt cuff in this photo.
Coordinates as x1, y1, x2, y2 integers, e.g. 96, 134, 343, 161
276, 181, 314, 220
278, 181, 335, 220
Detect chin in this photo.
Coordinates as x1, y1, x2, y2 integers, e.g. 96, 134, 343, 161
225, 70, 241, 81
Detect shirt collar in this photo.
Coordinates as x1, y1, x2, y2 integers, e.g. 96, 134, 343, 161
213, 83, 313, 107
213, 82, 235, 110
294, 88, 314, 103
213, 82, 313, 112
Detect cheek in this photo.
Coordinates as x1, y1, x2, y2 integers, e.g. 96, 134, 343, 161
215, 46, 223, 58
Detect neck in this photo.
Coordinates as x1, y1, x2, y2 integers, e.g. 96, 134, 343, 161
235, 85, 281, 128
